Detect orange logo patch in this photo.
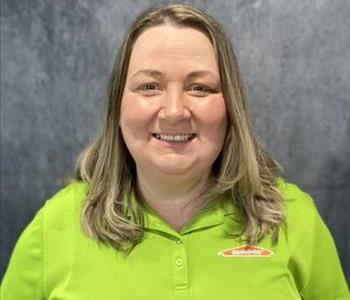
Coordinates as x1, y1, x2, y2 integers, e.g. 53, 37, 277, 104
217, 245, 274, 257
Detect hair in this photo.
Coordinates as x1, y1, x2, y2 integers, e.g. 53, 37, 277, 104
69, 3, 286, 254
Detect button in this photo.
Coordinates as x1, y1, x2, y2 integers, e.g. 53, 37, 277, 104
176, 239, 182, 244
175, 258, 183, 266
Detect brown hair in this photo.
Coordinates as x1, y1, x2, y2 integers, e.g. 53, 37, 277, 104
70, 4, 286, 254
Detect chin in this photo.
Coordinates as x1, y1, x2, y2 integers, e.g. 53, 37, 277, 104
156, 165, 193, 175
154, 160, 196, 175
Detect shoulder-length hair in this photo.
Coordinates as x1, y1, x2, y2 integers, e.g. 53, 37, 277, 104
71, 4, 286, 254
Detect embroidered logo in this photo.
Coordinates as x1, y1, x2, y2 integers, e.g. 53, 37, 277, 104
217, 245, 274, 257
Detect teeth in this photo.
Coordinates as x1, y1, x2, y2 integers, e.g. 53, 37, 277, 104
154, 134, 195, 142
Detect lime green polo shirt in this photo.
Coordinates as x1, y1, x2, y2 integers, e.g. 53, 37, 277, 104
1, 179, 349, 299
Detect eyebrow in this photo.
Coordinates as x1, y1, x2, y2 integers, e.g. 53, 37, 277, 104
130, 69, 219, 80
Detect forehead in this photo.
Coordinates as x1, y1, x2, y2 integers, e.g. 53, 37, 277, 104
128, 25, 219, 74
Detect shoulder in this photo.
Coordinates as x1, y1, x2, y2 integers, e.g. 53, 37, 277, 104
275, 177, 321, 247
46, 180, 89, 206
276, 177, 317, 217
1, 181, 90, 297
43, 180, 89, 217
41, 180, 90, 233
275, 178, 318, 236
41, 181, 91, 288
275, 179, 349, 297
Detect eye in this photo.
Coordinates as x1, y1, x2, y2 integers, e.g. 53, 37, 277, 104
138, 83, 161, 95
140, 84, 157, 90
189, 84, 212, 96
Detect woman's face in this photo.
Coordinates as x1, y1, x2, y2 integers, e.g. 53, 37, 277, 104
119, 24, 228, 179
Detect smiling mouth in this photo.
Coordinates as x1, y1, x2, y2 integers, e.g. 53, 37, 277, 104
152, 133, 196, 143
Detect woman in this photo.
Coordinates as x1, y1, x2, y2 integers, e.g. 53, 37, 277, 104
1, 4, 349, 300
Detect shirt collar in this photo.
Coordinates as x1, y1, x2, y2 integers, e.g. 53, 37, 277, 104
128, 190, 237, 237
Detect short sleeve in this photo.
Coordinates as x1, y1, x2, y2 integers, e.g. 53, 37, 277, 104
1, 208, 45, 300
299, 194, 350, 300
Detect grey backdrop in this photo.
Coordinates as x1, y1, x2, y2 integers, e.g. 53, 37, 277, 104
1, 0, 349, 282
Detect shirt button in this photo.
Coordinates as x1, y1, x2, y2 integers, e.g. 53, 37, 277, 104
175, 258, 183, 266
176, 239, 182, 244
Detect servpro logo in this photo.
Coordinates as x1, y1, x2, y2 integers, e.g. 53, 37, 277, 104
217, 245, 274, 257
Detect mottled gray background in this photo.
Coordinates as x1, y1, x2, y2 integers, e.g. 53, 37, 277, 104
1, 0, 349, 281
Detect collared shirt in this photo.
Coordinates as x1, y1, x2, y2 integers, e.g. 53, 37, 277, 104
1, 179, 349, 299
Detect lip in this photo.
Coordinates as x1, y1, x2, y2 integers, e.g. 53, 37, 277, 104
151, 133, 197, 139
151, 133, 197, 143
151, 133, 196, 135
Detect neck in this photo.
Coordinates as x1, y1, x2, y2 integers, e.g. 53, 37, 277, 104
135, 168, 217, 221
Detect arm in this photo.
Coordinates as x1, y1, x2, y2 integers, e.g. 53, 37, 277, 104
300, 193, 349, 300
1, 209, 46, 300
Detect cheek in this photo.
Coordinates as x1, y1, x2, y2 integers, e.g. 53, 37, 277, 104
119, 94, 153, 135
196, 96, 228, 134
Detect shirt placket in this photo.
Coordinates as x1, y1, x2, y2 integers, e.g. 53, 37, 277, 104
173, 235, 189, 290
142, 196, 233, 293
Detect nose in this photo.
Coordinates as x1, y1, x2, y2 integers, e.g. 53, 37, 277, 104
159, 86, 190, 123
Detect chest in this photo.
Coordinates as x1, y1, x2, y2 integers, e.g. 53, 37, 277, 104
46, 227, 303, 300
